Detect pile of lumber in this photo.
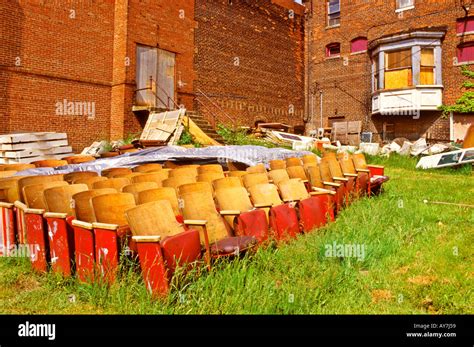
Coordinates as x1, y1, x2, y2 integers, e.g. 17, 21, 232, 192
0, 132, 73, 164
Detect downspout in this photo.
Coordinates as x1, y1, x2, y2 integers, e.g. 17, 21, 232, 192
449, 111, 454, 142
320, 90, 323, 130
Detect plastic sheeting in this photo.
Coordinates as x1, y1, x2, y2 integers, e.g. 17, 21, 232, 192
14, 145, 315, 176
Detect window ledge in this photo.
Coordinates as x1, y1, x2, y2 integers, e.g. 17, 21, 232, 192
350, 50, 367, 56
457, 31, 474, 37
372, 85, 444, 94
325, 24, 340, 30
454, 61, 474, 66
325, 55, 341, 60
395, 6, 414, 13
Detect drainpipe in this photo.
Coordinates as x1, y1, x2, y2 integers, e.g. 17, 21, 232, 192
320, 90, 323, 129
449, 111, 454, 142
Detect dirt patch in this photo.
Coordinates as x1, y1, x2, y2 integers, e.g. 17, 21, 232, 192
407, 275, 437, 286
393, 266, 410, 275
14, 274, 40, 292
371, 289, 393, 303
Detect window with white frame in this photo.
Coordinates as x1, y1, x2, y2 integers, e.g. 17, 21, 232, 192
328, 0, 340, 27
371, 31, 444, 92
396, 0, 414, 10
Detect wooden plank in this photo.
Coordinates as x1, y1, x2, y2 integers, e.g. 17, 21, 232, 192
140, 109, 185, 142
0, 132, 67, 144
0, 139, 69, 151
0, 153, 74, 164
0, 146, 73, 159
347, 121, 362, 134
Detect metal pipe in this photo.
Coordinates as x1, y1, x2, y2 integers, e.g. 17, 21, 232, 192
320, 90, 323, 130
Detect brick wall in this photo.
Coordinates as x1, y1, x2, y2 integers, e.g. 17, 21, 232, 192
0, 0, 115, 152
194, 0, 306, 129
0, 0, 196, 152
306, 0, 473, 143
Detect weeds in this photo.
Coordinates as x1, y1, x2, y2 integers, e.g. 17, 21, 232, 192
0, 155, 472, 314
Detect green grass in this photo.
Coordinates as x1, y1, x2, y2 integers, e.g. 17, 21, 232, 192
0, 154, 472, 314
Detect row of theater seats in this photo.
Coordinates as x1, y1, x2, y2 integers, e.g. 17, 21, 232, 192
0, 153, 388, 297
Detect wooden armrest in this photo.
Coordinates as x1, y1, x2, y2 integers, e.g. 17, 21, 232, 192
343, 173, 358, 178
71, 220, 93, 230
310, 191, 329, 196
26, 208, 45, 215
356, 169, 370, 173
0, 202, 14, 208
367, 164, 384, 169
323, 181, 341, 187
14, 201, 28, 211
219, 210, 241, 216
283, 198, 300, 203
254, 203, 273, 208
333, 177, 349, 182
132, 235, 161, 243
92, 222, 120, 230
44, 212, 68, 219
184, 219, 208, 226
311, 187, 337, 196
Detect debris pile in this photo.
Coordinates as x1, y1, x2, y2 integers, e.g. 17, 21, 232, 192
0, 132, 73, 164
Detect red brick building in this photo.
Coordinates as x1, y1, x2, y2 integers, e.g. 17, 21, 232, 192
305, 0, 474, 143
194, 0, 305, 129
0, 0, 305, 152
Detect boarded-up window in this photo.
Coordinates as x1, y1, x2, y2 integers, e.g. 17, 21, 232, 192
420, 48, 435, 85
351, 37, 368, 53
384, 49, 412, 89
457, 43, 474, 63
456, 17, 474, 34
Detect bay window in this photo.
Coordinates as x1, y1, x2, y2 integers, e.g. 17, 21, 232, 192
371, 31, 444, 92
370, 31, 445, 115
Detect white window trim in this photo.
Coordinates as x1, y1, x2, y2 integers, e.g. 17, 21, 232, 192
395, 5, 414, 13
327, 0, 340, 27
457, 31, 474, 37
370, 31, 444, 93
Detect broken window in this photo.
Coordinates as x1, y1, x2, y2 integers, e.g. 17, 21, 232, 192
326, 43, 341, 58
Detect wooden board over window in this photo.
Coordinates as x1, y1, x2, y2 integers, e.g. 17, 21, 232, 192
385, 49, 412, 89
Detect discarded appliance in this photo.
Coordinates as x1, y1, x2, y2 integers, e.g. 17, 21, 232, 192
416, 148, 474, 169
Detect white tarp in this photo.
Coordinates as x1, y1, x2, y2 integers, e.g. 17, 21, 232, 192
14, 145, 315, 176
